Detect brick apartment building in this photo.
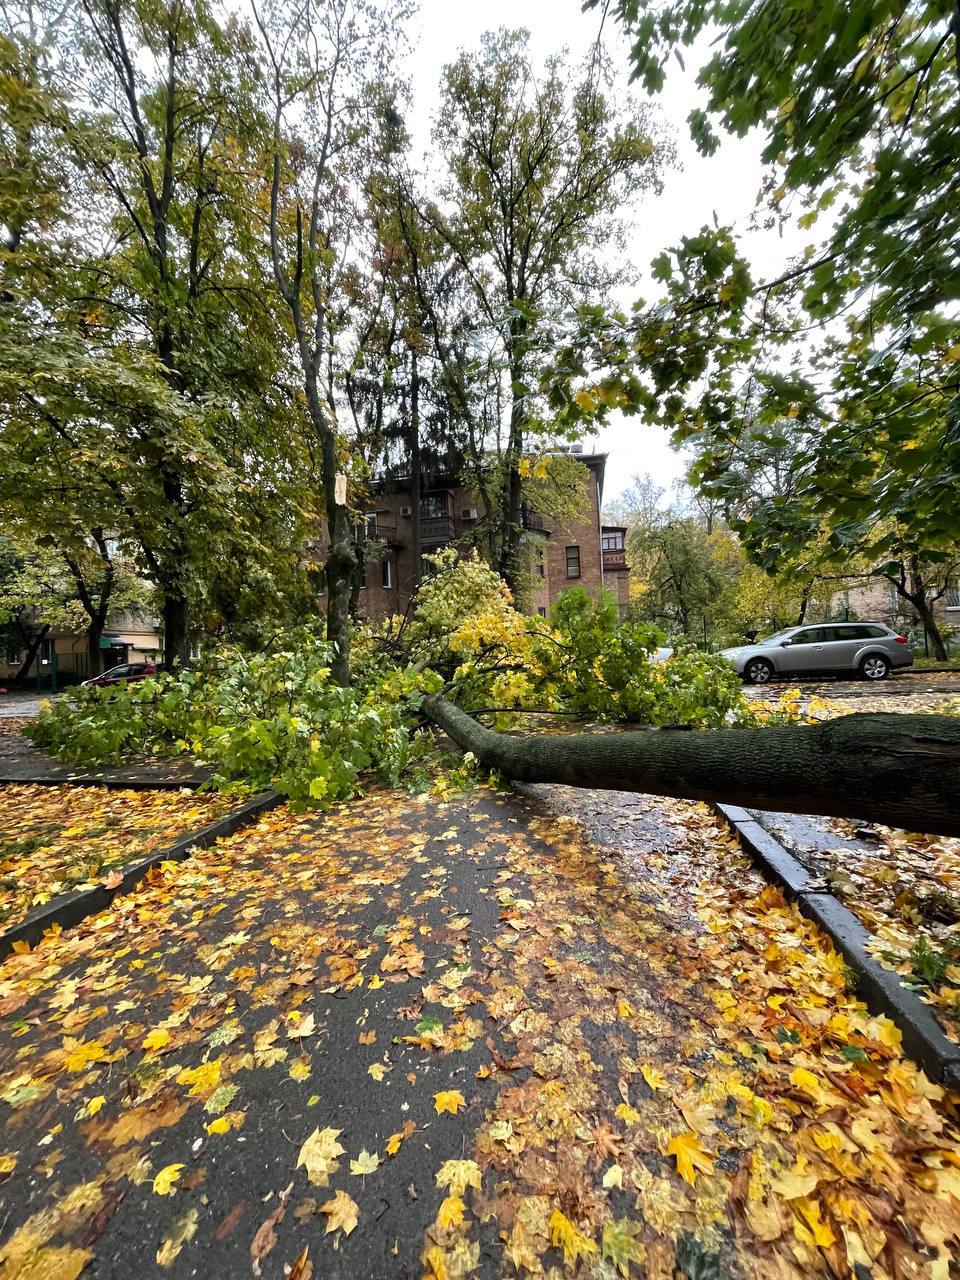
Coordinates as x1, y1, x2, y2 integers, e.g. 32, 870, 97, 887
356, 450, 631, 621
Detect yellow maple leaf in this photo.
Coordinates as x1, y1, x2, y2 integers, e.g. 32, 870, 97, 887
794, 1198, 836, 1250
85, 1096, 106, 1117
437, 1194, 465, 1229
206, 1116, 230, 1135
289, 1058, 311, 1082
435, 1159, 482, 1196
177, 1059, 221, 1096
153, 1163, 184, 1196
286, 1013, 316, 1039
549, 1209, 598, 1267
614, 1102, 641, 1125
789, 1067, 821, 1095
433, 1089, 465, 1116
142, 1028, 172, 1054
349, 1149, 380, 1176
64, 1037, 107, 1073
297, 1127, 345, 1187
665, 1131, 715, 1185
11, 939, 30, 954
641, 1065, 668, 1092
367, 974, 384, 990
368, 1062, 388, 1081
385, 1131, 405, 1156
320, 1189, 358, 1236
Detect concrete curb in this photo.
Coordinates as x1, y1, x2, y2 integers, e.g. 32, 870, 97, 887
715, 803, 960, 1089
0, 789, 285, 960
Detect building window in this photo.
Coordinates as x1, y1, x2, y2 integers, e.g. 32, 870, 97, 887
420, 493, 450, 519
947, 579, 960, 610
565, 545, 581, 579
601, 531, 624, 551
381, 559, 393, 589
4, 643, 21, 665
535, 545, 545, 578
537, 607, 547, 618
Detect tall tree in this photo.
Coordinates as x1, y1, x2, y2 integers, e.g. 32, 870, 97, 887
0, 0, 308, 667
252, 0, 408, 685
410, 29, 669, 593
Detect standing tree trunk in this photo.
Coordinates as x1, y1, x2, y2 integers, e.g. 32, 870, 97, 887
257, 8, 363, 687
887, 558, 949, 662
500, 320, 529, 597
63, 533, 116, 677
409, 346, 422, 590
13, 625, 48, 682
87, 620, 104, 676
162, 593, 190, 670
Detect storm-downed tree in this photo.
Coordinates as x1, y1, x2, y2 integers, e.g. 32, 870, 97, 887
422, 696, 960, 838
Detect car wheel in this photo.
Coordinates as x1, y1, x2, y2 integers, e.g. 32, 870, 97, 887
859, 654, 889, 681
744, 657, 774, 685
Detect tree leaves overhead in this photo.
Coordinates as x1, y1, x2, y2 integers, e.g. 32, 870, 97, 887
568, 0, 960, 623
0, 0, 320, 661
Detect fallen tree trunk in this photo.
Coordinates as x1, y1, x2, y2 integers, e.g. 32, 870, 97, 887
422, 695, 960, 836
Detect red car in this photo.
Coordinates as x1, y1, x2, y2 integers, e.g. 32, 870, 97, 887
82, 661, 158, 688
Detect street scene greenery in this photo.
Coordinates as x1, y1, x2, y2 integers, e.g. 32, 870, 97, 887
2, 0, 960, 1276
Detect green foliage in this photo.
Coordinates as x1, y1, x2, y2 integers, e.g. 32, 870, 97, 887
0, 0, 320, 663
29, 632, 430, 809
382, 552, 746, 729
537, 588, 743, 727
406, 28, 671, 587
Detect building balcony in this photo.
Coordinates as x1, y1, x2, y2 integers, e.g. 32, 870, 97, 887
520, 506, 548, 533
362, 518, 402, 545
602, 548, 627, 571
420, 515, 456, 545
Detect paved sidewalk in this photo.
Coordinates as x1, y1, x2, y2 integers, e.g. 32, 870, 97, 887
0, 729, 212, 788
0, 784, 956, 1278
0, 693, 44, 719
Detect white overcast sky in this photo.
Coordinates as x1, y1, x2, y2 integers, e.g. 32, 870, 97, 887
401, 0, 815, 507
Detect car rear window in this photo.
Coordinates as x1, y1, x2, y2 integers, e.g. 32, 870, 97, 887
825, 625, 866, 640
863, 625, 888, 638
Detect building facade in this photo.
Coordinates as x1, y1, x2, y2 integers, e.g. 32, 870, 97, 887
356, 451, 631, 621
0, 609, 163, 686
833, 578, 960, 642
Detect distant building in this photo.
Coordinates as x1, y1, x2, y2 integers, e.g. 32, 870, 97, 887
832, 578, 960, 629
0, 608, 163, 685
356, 451, 631, 621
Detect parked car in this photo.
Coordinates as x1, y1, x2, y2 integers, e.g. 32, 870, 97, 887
81, 661, 158, 688
719, 622, 913, 684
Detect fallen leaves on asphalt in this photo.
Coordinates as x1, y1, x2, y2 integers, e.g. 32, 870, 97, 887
0, 781, 958, 1277
0, 783, 231, 928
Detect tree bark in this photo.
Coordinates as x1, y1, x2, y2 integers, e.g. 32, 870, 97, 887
409, 346, 422, 590
911, 595, 949, 662
87, 621, 104, 677
163, 593, 190, 670
13, 625, 48, 683
422, 695, 960, 837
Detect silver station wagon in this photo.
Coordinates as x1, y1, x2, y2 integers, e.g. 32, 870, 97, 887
719, 622, 914, 684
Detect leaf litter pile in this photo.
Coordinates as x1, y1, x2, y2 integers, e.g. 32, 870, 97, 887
0, 782, 958, 1279
745, 683, 960, 1040
0, 784, 232, 928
